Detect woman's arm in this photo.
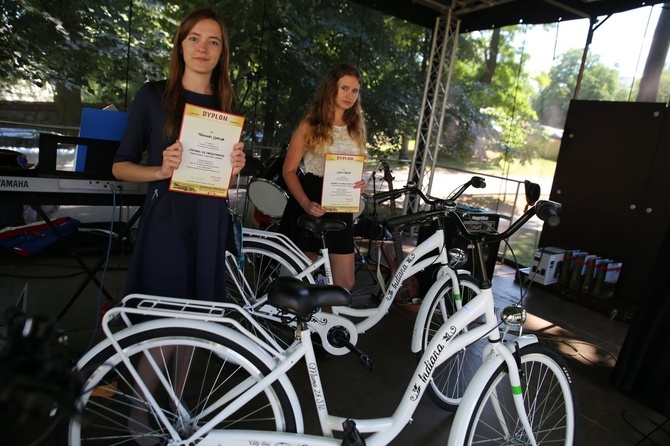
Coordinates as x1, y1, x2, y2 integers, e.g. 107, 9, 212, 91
282, 122, 325, 217
227, 141, 246, 187
114, 140, 245, 185
112, 141, 184, 182
230, 141, 246, 176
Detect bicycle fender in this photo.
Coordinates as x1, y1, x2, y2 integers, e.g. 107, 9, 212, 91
446, 335, 538, 445
75, 318, 305, 433
80, 318, 278, 369
243, 238, 311, 270
411, 270, 458, 353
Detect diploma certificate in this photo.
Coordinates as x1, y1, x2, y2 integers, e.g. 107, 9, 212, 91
169, 104, 245, 198
321, 153, 365, 213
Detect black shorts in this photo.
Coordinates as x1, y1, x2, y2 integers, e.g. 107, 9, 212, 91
280, 173, 354, 254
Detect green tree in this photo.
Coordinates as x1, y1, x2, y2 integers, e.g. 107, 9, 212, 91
0, 0, 429, 153
0, 0, 182, 123
223, 0, 428, 152
533, 49, 627, 128
440, 27, 540, 166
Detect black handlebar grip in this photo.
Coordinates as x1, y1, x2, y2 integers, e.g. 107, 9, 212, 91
373, 189, 404, 202
471, 176, 486, 189
386, 210, 431, 227
535, 200, 561, 227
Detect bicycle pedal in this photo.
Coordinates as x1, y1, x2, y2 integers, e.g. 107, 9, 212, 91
359, 353, 374, 371
328, 327, 373, 370
341, 418, 367, 446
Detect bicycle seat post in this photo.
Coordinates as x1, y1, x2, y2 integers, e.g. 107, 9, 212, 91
316, 229, 328, 252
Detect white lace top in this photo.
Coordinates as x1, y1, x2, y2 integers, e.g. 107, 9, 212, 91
303, 125, 364, 176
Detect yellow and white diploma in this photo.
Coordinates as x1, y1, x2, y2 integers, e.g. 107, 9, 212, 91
321, 152, 365, 213
169, 104, 245, 198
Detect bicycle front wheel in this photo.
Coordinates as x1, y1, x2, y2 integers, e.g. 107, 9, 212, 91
419, 274, 483, 411
464, 342, 579, 445
66, 325, 298, 446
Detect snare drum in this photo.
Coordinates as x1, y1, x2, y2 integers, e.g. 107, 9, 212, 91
248, 156, 301, 218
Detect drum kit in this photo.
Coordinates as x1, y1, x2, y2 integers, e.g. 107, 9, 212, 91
246, 153, 382, 294
247, 155, 367, 221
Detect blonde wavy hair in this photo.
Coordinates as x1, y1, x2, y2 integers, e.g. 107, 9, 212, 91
303, 63, 367, 154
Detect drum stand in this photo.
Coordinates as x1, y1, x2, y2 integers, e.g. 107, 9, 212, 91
354, 238, 378, 280
352, 167, 386, 300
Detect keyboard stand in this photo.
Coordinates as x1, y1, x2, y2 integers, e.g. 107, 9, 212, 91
42, 204, 143, 321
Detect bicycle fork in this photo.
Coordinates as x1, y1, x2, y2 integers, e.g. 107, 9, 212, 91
493, 342, 538, 446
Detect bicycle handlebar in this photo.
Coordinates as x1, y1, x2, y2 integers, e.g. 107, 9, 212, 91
385, 208, 447, 228
386, 199, 562, 244
373, 175, 486, 206
373, 187, 409, 203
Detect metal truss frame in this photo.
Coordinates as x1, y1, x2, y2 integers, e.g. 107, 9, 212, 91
405, 7, 460, 213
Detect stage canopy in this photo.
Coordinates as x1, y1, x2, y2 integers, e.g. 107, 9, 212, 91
350, 0, 667, 32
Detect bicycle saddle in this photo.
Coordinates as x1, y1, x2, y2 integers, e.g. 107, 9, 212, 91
297, 215, 347, 234
267, 276, 351, 318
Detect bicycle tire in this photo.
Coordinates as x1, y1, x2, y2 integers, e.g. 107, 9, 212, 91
464, 342, 579, 445
228, 238, 309, 306
418, 274, 484, 411
65, 324, 298, 446
226, 239, 314, 350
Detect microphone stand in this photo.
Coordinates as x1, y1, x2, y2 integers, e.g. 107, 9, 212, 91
353, 165, 382, 297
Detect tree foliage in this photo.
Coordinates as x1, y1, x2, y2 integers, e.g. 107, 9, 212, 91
533, 49, 627, 128
5, 0, 622, 168
0, 0, 176, 104
439, 27, 541, 166
0, 0, 429, 154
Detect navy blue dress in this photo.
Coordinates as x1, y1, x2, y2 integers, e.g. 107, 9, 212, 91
114, 81, 233, 301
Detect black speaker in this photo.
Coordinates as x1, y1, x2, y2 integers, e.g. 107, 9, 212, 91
415, 205, 500, 294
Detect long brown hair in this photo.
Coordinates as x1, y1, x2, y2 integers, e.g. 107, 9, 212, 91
304, 63, 366, 154
163, 7, 234, 139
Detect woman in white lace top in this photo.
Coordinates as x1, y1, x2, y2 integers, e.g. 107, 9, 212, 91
281, 63, 367, 291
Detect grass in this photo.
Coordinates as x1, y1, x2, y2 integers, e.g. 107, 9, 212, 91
369, 148, 558, 268
373, 144, 559, 179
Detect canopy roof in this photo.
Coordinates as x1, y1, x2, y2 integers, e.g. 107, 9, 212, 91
350, 0, 666, 32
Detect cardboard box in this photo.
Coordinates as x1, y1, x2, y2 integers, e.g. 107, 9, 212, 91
530, 247, 566, 285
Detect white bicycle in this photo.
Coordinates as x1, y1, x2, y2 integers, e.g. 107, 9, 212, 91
65, 198, 579, 445
226, 178, 487, 409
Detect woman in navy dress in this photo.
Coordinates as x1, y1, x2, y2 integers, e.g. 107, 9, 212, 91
112, 8, 245, 443
113, 7, 245, 303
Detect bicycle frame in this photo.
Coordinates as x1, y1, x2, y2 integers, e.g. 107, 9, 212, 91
90, 286, 539, 445
238, 226, 466, 355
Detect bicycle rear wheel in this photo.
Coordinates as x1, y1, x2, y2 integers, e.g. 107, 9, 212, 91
419, 274, 483, 411
226, 239, 311, 350
464, 342, 579, 445
227, 238, 309, 307
66, 325, 298, 445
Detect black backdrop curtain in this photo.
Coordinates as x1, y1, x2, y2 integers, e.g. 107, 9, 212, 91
612, 224, 670, 415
